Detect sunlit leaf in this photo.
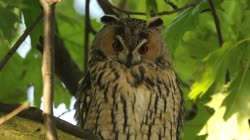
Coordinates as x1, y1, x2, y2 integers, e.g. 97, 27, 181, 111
222, 39, 250, 122
189, 42, 237, 100
201, 88, 250, 140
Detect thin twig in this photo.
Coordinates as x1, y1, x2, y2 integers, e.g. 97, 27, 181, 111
0, 13, 43, 71
109, 0, 202, 16
158, 0, 202, 15
207, 0, 229, 83
84, 0, 90, 73
207, 0, 223, 46
97, 0, 119, 16
40, 0, 58, 139
163, 0, 178, 10
37, 35, 84, 96
0, 102, 29, 124
110, 4, 145, 16
57, 109, 73, 118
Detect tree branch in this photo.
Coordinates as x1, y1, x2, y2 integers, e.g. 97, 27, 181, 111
84, 0, 90, 73
53, 35, 83, 95
0, 5, 82, 97
0, 13, 43, 71
40, 0, 58, 139
0, 2, 81, 107
37, 35, 84, 96
163, 0, 178, 10
207, 0, 229, 83
110, 4, 145, 16
97, 0, 119, 16
0, 102, 29, 124
207, 0, 223, 46
99, 0, 202, 16
0, 102, 99, 140
158, 0, 202, 15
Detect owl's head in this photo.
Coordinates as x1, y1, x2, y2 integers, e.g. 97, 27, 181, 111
92, 15, 170, 68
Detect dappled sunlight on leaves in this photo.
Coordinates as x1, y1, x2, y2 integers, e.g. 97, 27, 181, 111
188, 39, 250, 139
189, 42, 235, 99
200, 90, 250, 140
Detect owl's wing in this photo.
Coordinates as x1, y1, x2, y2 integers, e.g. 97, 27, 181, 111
74, 72, 92, 128
175, 77, 184, 140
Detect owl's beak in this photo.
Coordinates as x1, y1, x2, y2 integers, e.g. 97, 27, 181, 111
124, 40, 147, 68
124, 51, 142, 68
115, 36, 145, 68
125, 53, 133, 68
118, 51, 137, 68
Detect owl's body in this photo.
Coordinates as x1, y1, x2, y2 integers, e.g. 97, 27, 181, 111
75, 15, 184, 140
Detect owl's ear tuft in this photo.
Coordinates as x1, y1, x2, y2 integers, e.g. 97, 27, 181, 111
101, 15, 119, 25
148, 17, 163, 30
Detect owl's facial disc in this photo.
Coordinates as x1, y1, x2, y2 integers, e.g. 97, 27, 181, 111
115, 35, 148, 68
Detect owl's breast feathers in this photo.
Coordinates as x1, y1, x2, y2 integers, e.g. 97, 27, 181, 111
75, 52, 184, 140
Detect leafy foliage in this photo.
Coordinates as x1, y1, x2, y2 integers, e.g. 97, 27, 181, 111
0, 46, 27, 103
0, 3, 19, 44
0, 0, 249, 139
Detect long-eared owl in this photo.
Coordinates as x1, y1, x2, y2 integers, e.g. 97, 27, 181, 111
75, 15, 184, 140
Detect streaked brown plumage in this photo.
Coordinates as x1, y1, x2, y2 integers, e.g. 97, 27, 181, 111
75, 15, 184, 140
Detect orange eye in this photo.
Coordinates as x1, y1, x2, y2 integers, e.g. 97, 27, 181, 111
138, 45, 148, 54
112, 41, 123, 52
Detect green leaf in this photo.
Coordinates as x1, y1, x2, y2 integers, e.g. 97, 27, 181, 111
165, 0, 207, 54
188, 39, 250, 139
183, 103, 211, 140
223, 68, 250, 125
222, 39, 250, 120
201, 87, 250, 139
146, 0, 158, 16
189, 41, 239, 100
54, 77, 71, 108
182, 81, 212, 140
1, 0, 27, 9
22, 48, 43, 107
238, 8, 250, 38
22, 47, 74, 108
21, 0, 43, 48
0, 4, 19, 42
56, 0, 85, 70
0, 47, 27, 103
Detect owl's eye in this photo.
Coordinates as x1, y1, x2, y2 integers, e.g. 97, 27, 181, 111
138, 45, 148, 54
112, 41, 123, 52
